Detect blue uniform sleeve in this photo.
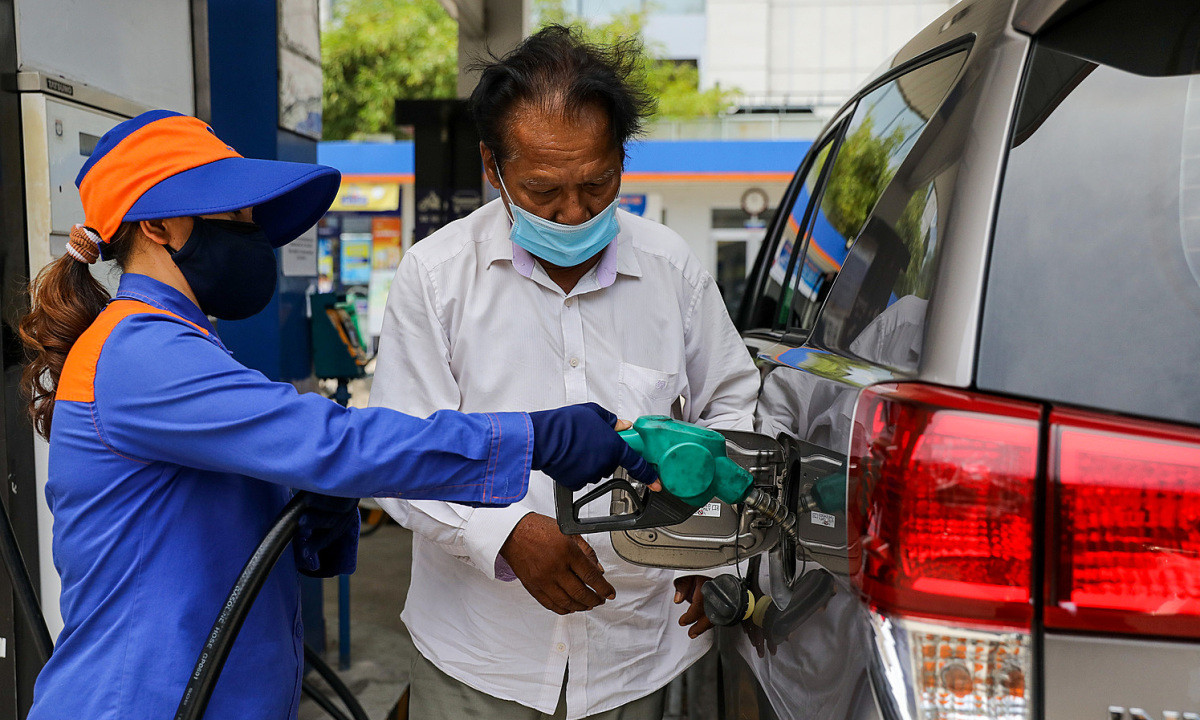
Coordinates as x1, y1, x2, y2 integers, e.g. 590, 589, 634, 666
90, 314, 532, 505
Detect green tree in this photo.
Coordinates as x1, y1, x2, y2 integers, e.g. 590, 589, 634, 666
534, 0, 739, 119
893, 184, 936, 298
321, 0, 457, 140
819, 114, 937, 299
322, 0, 739, 139
820, 116, 907, 243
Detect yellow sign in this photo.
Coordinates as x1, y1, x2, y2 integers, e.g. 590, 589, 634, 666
330, 183, 401, 212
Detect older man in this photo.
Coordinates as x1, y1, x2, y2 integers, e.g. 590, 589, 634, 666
372, 25, 759, 720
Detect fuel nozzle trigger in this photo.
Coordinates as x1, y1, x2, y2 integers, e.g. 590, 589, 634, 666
555, 416, 764, 535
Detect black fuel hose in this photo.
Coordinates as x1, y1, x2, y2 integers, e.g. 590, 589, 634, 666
302, 680, 353, 720
303, 643, 369, 720
173, 491, 372, 720
0, 496, 54, 665
173, 492, 310, 720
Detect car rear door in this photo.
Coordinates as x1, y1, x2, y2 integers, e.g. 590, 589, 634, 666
980, 2, 1200, 717
726, 1, 1037, 716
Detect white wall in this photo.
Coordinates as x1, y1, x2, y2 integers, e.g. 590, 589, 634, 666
704, 0, 955, 109
15, 0, 196, 112
644, 12, 707, 67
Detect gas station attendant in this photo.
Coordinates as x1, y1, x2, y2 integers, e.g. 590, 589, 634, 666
16, 110, 657, 720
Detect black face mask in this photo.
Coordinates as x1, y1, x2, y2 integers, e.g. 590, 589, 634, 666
166, 217, 277, 321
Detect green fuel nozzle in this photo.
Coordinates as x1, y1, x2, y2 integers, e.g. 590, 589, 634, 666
617, 416, 754, 507
555, 416, 802, 541
616, 417, 801, 544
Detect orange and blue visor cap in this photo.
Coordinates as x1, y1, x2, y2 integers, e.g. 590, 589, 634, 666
75, 109, 340, 248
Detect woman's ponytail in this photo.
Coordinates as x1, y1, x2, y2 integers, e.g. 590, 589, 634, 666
18, 223, 136, 439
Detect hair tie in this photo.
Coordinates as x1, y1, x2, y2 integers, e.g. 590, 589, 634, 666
65, 225, 102, 264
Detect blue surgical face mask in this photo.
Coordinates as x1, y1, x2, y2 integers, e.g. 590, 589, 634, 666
497, 170, 619, 268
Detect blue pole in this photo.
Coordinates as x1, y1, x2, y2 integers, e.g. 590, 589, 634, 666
338, 574, 351, 671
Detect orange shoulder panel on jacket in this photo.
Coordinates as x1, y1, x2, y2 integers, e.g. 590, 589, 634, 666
56, 299, 210, 403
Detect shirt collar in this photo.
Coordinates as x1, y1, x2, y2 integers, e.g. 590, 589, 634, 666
509, 240, 624, 288
482, 198, 644, 284
112, 273, 218, 336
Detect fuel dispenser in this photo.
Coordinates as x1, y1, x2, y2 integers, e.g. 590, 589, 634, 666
397, 99, 483, 242
554, 416, 841, 629
0, 4, 200, 711
310, 292, 371, 402
18, 75, 163, 648
0, 0, 336, 714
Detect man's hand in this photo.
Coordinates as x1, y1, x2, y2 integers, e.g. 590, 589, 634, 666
500, 513, 616, 615
674, 575, 714, 639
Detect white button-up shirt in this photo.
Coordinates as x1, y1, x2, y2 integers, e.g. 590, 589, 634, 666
372, 199, 759, 719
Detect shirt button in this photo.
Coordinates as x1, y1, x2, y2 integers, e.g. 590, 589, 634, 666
565, 298, 574, 307
555, 642, 566, 653
569, 358, 579, 368
295, 620, 304, 638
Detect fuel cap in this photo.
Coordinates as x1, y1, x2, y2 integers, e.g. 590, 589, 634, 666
701, 574, 753, 627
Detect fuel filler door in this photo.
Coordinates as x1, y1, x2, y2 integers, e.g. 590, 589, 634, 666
611, 429, 791, 569
554, 420, 794, 570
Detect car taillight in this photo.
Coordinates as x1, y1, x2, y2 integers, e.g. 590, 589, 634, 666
851, 383, 1040, 628
1046, 409, 1200, 640
869, 613, 1031, 720
850, 383, 1039, 720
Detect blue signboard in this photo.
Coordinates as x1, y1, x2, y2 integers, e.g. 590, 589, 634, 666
619, 194, 647, 216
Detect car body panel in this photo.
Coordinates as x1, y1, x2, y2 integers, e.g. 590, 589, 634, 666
1011, 0, 1094, 34
720, 1, 1200, 719
1043, 634, 1200, 720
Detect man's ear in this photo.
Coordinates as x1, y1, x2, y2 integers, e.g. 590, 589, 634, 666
480, 142, 501, 190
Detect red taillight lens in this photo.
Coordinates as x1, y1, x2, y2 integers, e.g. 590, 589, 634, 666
851, 383, 1040, 629
1047, 409, 1200, 640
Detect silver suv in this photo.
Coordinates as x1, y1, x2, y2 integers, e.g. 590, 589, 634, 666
620, 1, 1200, 718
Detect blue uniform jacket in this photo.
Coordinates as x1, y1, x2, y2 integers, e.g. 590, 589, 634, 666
29, 273, 533, 720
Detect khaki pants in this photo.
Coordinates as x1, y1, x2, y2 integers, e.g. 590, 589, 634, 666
408, 651, 666, 720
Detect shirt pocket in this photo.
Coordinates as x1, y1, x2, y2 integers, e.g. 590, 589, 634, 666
617, 361, 681, 419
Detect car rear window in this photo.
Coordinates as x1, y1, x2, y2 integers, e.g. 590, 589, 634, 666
978, 39, 1200, 426
747, 50, 966, 343
747, 135, 836, 332
807, 50, 965, 363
